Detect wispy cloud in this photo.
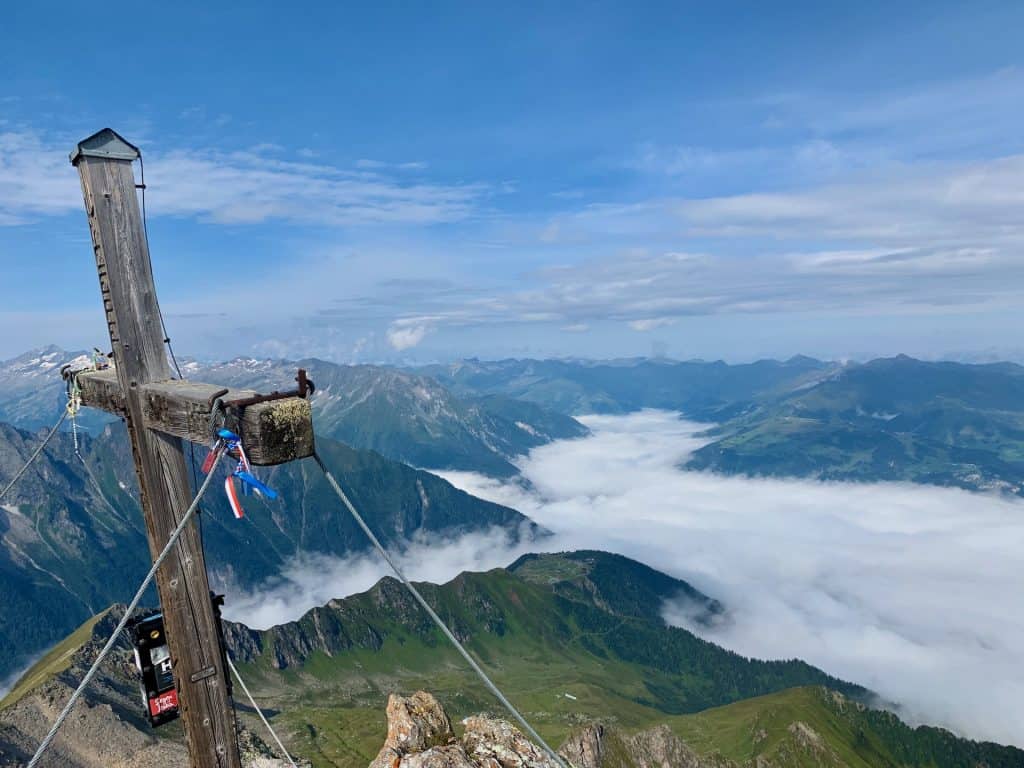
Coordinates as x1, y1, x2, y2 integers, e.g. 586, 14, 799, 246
0, 131, 82, 223
630, 69, 1024, 183
356, 158, 429, 171
628, 317, 677, 331
219, 526, 533, 630
0, 130, 484, 227
144, 150, 480, 226
678, 154, 1024, 247
5, 69, 1024, 360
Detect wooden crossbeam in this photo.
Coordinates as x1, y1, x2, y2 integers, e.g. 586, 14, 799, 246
76, 368, 315, 466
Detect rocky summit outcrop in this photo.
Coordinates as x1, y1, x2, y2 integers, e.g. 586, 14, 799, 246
368, 692, 560, 768
367, 693, 739, 768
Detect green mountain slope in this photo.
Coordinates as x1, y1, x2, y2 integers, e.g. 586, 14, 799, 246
5, 553, 1020, 768
686, 356, 1024, 493
0, 420, 533, 682
509, 550, 723, 626
669, 685, 1024, 768
222, 551, 862, 762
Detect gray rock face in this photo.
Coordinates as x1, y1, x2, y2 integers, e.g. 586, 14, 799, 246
557, 724, 606, 768
368, 693, 558, 768
365, 692, 733, 768
625, 725, 706, 768
462, 716, 560, 768
558, 721, 730, 768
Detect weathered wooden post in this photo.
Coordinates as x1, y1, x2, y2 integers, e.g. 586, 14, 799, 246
69, 129, 314, 768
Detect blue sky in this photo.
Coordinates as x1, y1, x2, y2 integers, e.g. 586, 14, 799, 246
1, 1, 1023, 363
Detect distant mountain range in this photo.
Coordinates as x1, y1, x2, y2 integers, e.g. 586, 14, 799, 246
416, 355, 834, 419
197, 357, 589, 477
0, 347, 113, 434
419, 355, 1024, 494
8, 346, 1022, 493
685, 355, 1024, 493
0, 348, 588, 477
3, 551, 1020, 768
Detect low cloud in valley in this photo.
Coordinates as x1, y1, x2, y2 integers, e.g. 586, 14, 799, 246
225, 410, 1024, 748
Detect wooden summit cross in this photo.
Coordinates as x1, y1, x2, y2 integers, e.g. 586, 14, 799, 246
69, 128, 315, 768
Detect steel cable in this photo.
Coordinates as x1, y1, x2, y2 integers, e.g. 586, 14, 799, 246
25, 443, 226, 768
0, 410, 68, 505
312, 451, 568, 768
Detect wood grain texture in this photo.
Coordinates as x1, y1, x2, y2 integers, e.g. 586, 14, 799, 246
77, 369, 315, 465
75, 367, 125, 414
75, 153, 242, 768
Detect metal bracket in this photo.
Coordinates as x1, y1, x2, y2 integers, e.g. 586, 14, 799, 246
190, 666, 217, 683
221, 367, 315, 409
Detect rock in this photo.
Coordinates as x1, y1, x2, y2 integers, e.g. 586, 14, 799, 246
365, 692, 733, 768
385, 691, 455, 753
401, 745, 480, 768
368, 693, 559, 768
786, 722, 822, 751
237, 725, 312, 768
461, 715, 560, 768
558, 721, 728, 768
369, 692, 456, 768
558, 724, 606, 768
626, 724, 704, 768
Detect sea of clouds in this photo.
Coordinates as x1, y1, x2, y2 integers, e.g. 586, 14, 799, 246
224, 410, 1024, 747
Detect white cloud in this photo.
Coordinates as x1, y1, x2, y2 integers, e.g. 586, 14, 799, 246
629, 317, 677, 331
0, 130, 482, 227
677, 154, 1024, 247
0, 651, 43, 700
386, 318, 434, 350
0, 131, 81, 222
144, 150, 480, 226
789, 247, 998, 276
356, 159, 429, 171
387, 325, 428, 350
435, 411, 1024, 748
220, 526, 534, 630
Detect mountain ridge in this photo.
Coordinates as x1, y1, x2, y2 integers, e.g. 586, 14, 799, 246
3, 551, 1022, 768
686, 354, 1024, 493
